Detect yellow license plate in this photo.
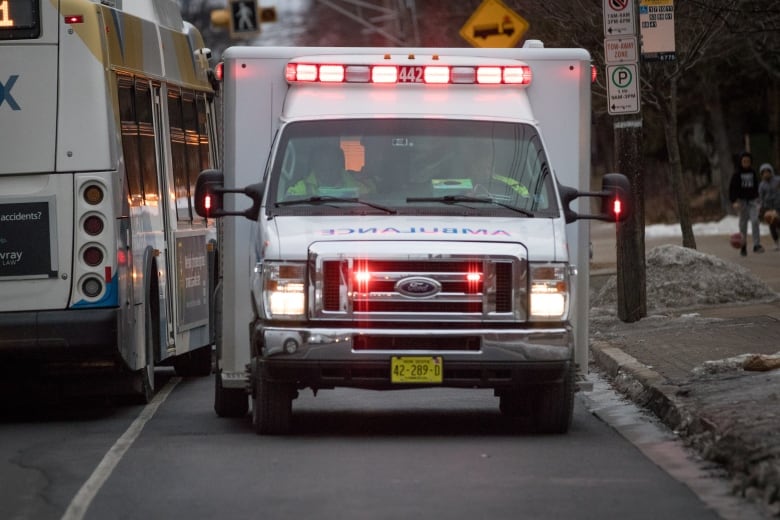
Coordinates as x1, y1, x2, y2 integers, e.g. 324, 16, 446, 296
391, 356, 443, 384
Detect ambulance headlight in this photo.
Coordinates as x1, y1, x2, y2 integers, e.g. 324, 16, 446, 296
262, 262, 307, 319
529, 264, 569, 320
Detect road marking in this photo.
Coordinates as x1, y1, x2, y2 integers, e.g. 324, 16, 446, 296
61, 377, 181, 520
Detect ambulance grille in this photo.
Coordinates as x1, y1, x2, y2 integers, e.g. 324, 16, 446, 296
320, 259, 515, 316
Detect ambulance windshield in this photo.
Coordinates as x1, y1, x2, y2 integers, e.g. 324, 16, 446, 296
269, 119, 559, 217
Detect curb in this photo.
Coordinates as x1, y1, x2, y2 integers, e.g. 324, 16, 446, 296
590, 340, 780, 517
590, 341, 687, 430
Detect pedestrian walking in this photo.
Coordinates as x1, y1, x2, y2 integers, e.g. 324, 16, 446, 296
758, 162, 780, 250
729, 151, 764, 256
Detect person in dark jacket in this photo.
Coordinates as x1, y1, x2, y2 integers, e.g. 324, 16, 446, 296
729, 151, 764, 256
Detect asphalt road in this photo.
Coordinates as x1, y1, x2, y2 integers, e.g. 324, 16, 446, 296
0, 372, 737, 520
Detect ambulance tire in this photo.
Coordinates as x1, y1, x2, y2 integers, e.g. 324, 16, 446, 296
498, 390, 528, 417
251, 360, 293, 435
530, 365, 574, 434
214, 371, 248, 418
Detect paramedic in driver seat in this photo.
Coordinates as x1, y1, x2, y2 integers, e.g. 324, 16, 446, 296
465, 141, 529, 198
286, 142, 375, 196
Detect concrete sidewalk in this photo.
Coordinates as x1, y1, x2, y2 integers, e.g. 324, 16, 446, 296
588, 223, 780, 517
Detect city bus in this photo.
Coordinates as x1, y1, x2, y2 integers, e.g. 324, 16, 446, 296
0, 0, 220, 402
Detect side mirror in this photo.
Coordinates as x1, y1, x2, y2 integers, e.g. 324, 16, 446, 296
558, 173, 631, 224
194, 169, 264, 221
600, 173, 631, 223
194, 169, 224, 218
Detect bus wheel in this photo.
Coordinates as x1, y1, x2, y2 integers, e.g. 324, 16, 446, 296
250, 359, 293, 435
214, 370, 248, 418
132, 278, 160, 404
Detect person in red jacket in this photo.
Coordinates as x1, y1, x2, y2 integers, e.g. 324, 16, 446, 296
729, 151, 764, 256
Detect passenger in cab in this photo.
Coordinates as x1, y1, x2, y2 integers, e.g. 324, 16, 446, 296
464, 140, 529, 198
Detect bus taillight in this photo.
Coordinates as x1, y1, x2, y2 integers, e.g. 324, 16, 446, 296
83, 246, 104, 266
83, 215, 104, 235
84, 184, 104, 205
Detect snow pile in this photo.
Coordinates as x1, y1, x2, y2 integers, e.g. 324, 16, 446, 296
590, 244, 777, 314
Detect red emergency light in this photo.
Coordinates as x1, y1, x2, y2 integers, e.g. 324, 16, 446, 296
285, 62, 532, 86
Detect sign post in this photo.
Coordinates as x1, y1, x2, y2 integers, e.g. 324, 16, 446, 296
603, 0, 646, 322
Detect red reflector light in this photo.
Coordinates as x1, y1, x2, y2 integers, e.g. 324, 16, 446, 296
83, 215, 104, 236
64, 14, 83, 24
613, 199, 622, 217
83, 246, 104, 267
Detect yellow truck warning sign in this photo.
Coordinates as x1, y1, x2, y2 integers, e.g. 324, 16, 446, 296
459, 0, 529, 48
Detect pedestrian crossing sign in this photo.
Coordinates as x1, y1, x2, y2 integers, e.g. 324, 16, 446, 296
229, 0, 260, 39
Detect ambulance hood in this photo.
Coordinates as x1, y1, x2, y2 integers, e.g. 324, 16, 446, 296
264, 215, 567, 262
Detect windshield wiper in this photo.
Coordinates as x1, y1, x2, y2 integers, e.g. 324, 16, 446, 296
276, 196, 397, 214
406, 195, 534, 217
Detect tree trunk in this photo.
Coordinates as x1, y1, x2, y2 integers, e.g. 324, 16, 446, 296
705, 82, 734, 213
664, 75, 697, 249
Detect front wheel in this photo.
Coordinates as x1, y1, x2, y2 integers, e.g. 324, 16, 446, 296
529, 365, 575, 434
251, 359, 294, 435
130, 277, 160, 404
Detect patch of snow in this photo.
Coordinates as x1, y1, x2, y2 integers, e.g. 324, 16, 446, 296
590, 244, 777, 315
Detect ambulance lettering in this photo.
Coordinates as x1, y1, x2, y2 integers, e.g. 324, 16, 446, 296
320, 227, 511, 236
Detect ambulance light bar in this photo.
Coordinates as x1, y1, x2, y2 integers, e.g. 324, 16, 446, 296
285, 63, 532, 86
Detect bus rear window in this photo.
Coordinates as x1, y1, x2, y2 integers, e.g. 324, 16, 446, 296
0, 0, 40, 40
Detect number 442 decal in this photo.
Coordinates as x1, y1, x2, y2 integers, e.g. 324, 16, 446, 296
0, 75, 20, 110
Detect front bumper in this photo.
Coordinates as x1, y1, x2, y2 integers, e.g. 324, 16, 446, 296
254, 324, 573, 390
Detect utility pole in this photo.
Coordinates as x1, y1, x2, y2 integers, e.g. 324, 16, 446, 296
603, 0, 646, 322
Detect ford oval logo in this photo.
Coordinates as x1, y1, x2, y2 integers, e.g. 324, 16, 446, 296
395, 277, 441, 298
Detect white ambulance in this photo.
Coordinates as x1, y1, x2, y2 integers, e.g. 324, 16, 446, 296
196, 43, 629, 434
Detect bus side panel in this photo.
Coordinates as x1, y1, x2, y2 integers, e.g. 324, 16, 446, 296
56, 2, 113, 172
0, 45, 58, 174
